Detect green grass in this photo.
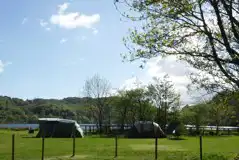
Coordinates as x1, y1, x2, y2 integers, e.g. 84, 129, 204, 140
0, 130, 239, 160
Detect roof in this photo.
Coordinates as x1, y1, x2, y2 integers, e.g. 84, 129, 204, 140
38, 118, 77, 123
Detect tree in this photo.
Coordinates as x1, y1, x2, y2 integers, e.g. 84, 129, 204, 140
127, 88, 155, 122
180, 104, 209, 134
114, 88, 156, 130
83, 74, 111, 133
114, 90, 132, 131
209, 91, 238, 133
115, 0, 239, 93
147, 75, 180, 131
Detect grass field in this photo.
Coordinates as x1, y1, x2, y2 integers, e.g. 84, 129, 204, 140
0, 130, 239, 160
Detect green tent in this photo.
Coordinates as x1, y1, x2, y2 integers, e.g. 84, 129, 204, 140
36, 118, 84, 138
127, 121, 166, 138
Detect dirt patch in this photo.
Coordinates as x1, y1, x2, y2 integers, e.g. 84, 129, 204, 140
45, 155, 88, 160
130, 144, 187, 151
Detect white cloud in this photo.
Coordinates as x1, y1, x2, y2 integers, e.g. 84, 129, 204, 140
92, 28, 98, 35
145, 56, 196, 104
119, 76, 145, 91
40, 19, 48, 27
21, 18, 28, 25
0, 61, 4, 73
58, 3, 69, 14
40, 19, 51, 31
60, 38, 68, 44
50, 2, 100, 29
120, 56, 200, 105
0, 60, 12, 73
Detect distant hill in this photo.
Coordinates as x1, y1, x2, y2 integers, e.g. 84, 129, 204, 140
0, 96, 93, 124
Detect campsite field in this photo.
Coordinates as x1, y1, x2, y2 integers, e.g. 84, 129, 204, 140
0, 130, 239, 160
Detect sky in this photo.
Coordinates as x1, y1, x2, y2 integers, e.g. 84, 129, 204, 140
0, 0, 201, 105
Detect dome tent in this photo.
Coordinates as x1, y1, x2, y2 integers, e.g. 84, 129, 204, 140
127, 121, 166, 138
36, 118, 84, 138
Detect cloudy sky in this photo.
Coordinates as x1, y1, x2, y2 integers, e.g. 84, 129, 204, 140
0, 0, 199, 105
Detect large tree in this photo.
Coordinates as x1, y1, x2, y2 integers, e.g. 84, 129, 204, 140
114, 88, 156, 129
115, 0, 239, 93
83, 74, 111, 133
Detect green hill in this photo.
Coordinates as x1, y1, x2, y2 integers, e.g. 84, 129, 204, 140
0, 96, 91, 124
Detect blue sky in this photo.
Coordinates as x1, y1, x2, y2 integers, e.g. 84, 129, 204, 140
0, 0, 147, 99
0, 0, 197, 104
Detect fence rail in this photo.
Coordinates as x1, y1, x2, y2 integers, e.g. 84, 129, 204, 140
1, 124, 239, 133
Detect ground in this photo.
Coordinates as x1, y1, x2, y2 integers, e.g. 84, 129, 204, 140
0, 130, 239, 160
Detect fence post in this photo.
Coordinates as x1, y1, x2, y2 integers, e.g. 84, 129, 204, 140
115, 135, 118, 158
42, 136, 45, 160
155, 137, 158, 160
199, 135, 202, 160
72, 135, 76, 157
12, 134, 15, 160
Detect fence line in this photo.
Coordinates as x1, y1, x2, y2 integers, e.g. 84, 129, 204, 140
8, 135, 210, 160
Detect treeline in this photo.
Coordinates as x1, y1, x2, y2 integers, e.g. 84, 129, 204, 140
0, 75, 238, 134
82, 74, 239, 133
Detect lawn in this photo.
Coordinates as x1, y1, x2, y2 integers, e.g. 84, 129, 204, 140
0, 130, 239, 160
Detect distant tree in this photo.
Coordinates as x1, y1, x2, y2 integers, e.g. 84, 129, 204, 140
113, 87, 156, 131
180, 104, 209, 134
147, 75, 180, 131
83, 74, 111, 133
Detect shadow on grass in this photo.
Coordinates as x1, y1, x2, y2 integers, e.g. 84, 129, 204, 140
21, 136, 37, 138
167, 136, 186, 141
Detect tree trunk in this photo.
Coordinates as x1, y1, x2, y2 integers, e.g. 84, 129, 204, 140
98, 111, 103, 134
216, 120, 219, 135
120, 123, 124, 132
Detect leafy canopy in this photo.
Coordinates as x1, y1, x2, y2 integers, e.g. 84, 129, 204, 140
115, 0, 239, 93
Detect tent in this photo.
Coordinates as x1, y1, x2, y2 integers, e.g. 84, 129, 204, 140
36, 118, 84, 138
127, 121, 166, 138
166, 121, 181, 135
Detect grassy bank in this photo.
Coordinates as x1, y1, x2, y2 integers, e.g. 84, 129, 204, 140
0, 130, 239, 160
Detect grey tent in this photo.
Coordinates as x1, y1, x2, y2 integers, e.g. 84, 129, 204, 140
127, 121, 166, 138
36, 118, 84, 138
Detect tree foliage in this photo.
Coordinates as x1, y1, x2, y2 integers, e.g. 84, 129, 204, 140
115, 0, 239, 93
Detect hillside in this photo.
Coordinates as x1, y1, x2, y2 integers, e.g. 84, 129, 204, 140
0, 96, 92, 124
